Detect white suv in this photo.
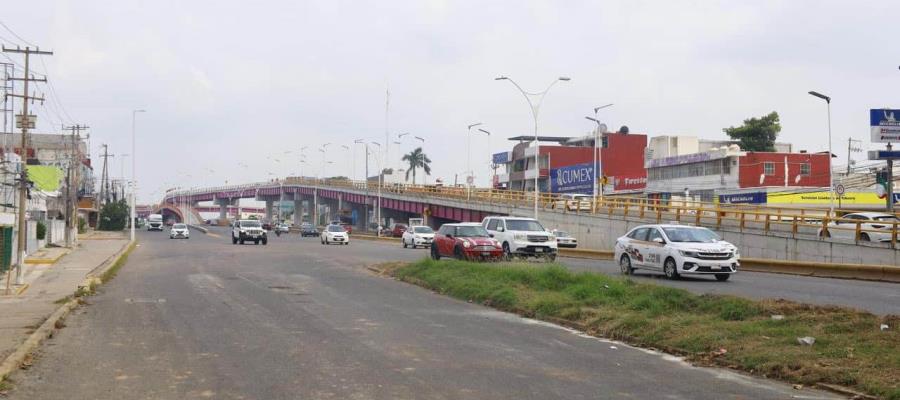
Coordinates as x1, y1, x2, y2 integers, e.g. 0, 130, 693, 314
232, 219, 268, 245
482, 216, 558, 261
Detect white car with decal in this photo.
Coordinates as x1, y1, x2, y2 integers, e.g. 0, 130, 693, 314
614, 224, 739, 281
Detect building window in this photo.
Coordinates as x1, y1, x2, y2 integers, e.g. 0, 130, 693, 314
800, 163, 810, 176
764, 162, 775, 176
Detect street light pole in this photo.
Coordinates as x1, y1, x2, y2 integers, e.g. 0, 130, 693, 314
371, 141, 383, 235
808, 91, 834, 216
496, 76, 571, 219
586, 103, 613, 210
130, 109, 145, 243
414, 136, 426, 184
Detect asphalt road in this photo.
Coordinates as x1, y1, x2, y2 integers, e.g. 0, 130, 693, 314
4, 227, 843, 399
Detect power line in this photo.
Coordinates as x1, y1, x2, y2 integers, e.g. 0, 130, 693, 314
0, 20, 36, 47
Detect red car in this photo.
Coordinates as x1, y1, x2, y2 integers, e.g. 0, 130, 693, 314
383, 223, 407, 238
431, 223, 503, 261
341, 223, 353, 235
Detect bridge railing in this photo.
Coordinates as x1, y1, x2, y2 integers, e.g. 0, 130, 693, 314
164, 177, 900, 249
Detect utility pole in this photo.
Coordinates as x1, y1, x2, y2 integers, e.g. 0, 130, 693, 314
3, 45, 52, 287
846, 138, 862, 176
888, 142, 895, 212
62, 124, 88, 248
99, 144, 112, 206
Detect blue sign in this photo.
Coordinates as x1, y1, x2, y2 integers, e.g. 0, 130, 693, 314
719, 192, 766, 204
551, 162, 595, 194
871, 150, 900, 160
870, 109, 900, 143
492, 152, 510, 164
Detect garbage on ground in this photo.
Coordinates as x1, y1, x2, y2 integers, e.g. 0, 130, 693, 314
771, 315, 784, 321
881, 324, 889, 331
712, 348, 728, 356
797, 336, 816, 346
609, 345, 617, 350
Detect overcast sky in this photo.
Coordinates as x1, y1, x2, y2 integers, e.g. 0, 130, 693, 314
2, 0, 897, 202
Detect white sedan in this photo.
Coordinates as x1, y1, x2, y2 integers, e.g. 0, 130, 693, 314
169, 223, 190, 239
817, 212, 900, 242
402, 225, 435, 248
614, 224, 739, 281
320, 225, 350, 245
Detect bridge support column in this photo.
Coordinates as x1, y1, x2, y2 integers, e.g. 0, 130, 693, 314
216, 199, 228, 221
293, 196, 303, 226
265, 200, 274, 222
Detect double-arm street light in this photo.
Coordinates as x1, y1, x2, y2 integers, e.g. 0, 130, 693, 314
808, 91, 834, 215
130, 109, 146, 242
478, 128, 492, 189
496, 76, 571, 218
585, 103, 613, 206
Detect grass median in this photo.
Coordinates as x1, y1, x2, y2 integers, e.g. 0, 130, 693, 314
384, 259, 899, 399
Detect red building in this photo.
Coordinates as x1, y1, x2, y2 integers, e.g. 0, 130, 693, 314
492, 131, 647, 194
738, 152, 831, 188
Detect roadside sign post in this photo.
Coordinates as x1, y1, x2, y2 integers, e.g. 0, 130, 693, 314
868, 145, 899, 211
869, 109, 900, 212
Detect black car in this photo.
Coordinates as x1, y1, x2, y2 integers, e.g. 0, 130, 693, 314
300, 223, 319, 237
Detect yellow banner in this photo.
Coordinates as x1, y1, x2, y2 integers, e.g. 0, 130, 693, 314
766, 191, 883, 205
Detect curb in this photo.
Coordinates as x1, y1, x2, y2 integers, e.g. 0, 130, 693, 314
353, 234, 398, 243
0, 239, 135, 383
24, 250, 69, 265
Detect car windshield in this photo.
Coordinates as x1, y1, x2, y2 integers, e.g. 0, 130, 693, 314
241, 221, 262, 228
327, 225, 344, 232
456, 226, 489, 237
662, 227, 720, 243
505, 219, 545, 231
173, 224, 186, 229
414, 226, 433, 234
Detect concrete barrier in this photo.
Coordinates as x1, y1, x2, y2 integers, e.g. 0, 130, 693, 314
188, 224, 210, 234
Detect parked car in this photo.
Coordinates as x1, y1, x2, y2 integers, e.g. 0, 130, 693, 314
431, 223, 503, 261
383, 223, 408, 238
300, 223, 319, 237
817, 212, 900, 242
321, 224, 350, 245
482, 216, 558, 261
554, 230, 577, 248
232, 219, 268, 245
402, 225, 435, 248
614, 224, 739, 281
262, 222, 273, 231
169, 223, 190, 239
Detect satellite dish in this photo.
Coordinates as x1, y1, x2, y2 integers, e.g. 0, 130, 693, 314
598, 123, 609, 133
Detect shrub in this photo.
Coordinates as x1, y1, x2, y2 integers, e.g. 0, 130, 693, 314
98, 200, 129, 231
77, 216, 87, 233
36, 221, 47, 240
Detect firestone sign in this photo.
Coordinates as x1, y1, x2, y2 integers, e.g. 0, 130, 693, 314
551, 162, 594, 194
870, 109, 900, 143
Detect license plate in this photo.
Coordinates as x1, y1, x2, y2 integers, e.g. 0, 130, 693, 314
710, 266, 721, 270
535, 248, 544, 253
482, 252, 492, 256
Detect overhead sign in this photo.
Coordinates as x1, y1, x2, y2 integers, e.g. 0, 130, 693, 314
719, 192, 767, 204
870, 109, 900, 143
868, 150, 900, 160
550, 162, 594, 194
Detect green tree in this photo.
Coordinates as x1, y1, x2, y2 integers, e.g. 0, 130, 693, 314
723, 111, 781, 152
98, 200, 129, 231
401, 147, 432, 185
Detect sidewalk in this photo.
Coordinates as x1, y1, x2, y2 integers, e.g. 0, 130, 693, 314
0, 232, 129, 362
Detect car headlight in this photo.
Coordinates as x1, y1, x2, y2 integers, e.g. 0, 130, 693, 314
514, 233, 527, 240
462, 240, 471, 248
679, 250, 700, 258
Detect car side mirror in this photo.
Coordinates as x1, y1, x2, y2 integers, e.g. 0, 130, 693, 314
489, 233, 494, 238
446, 234, 453, 239
652, 237, 665, 244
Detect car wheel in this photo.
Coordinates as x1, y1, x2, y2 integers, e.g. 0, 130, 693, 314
860, 233, 871, 242
619, 254, 634, 275
663, 257, 680, 280
232, 236, 237, 245
431, 245, 441, 260
255, 239, 260, 245
402, 239, 407, 249
502, 242, 512, 261
262, 238, 268, 245
714, 273, 731, 282
239, 239, 245, 245
453, 246, 465, 260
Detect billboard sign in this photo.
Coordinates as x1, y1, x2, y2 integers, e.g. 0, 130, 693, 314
550, 162, 594, 194
870, 109, 900, 143
492, 151, 511, 164
719, 192, 766, 204
613, 175, 647, 191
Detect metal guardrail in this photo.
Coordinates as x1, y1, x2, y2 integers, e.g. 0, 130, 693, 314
163, 177, 900, 250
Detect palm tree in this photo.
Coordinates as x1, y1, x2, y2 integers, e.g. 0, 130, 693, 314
401, 147, 431, 185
